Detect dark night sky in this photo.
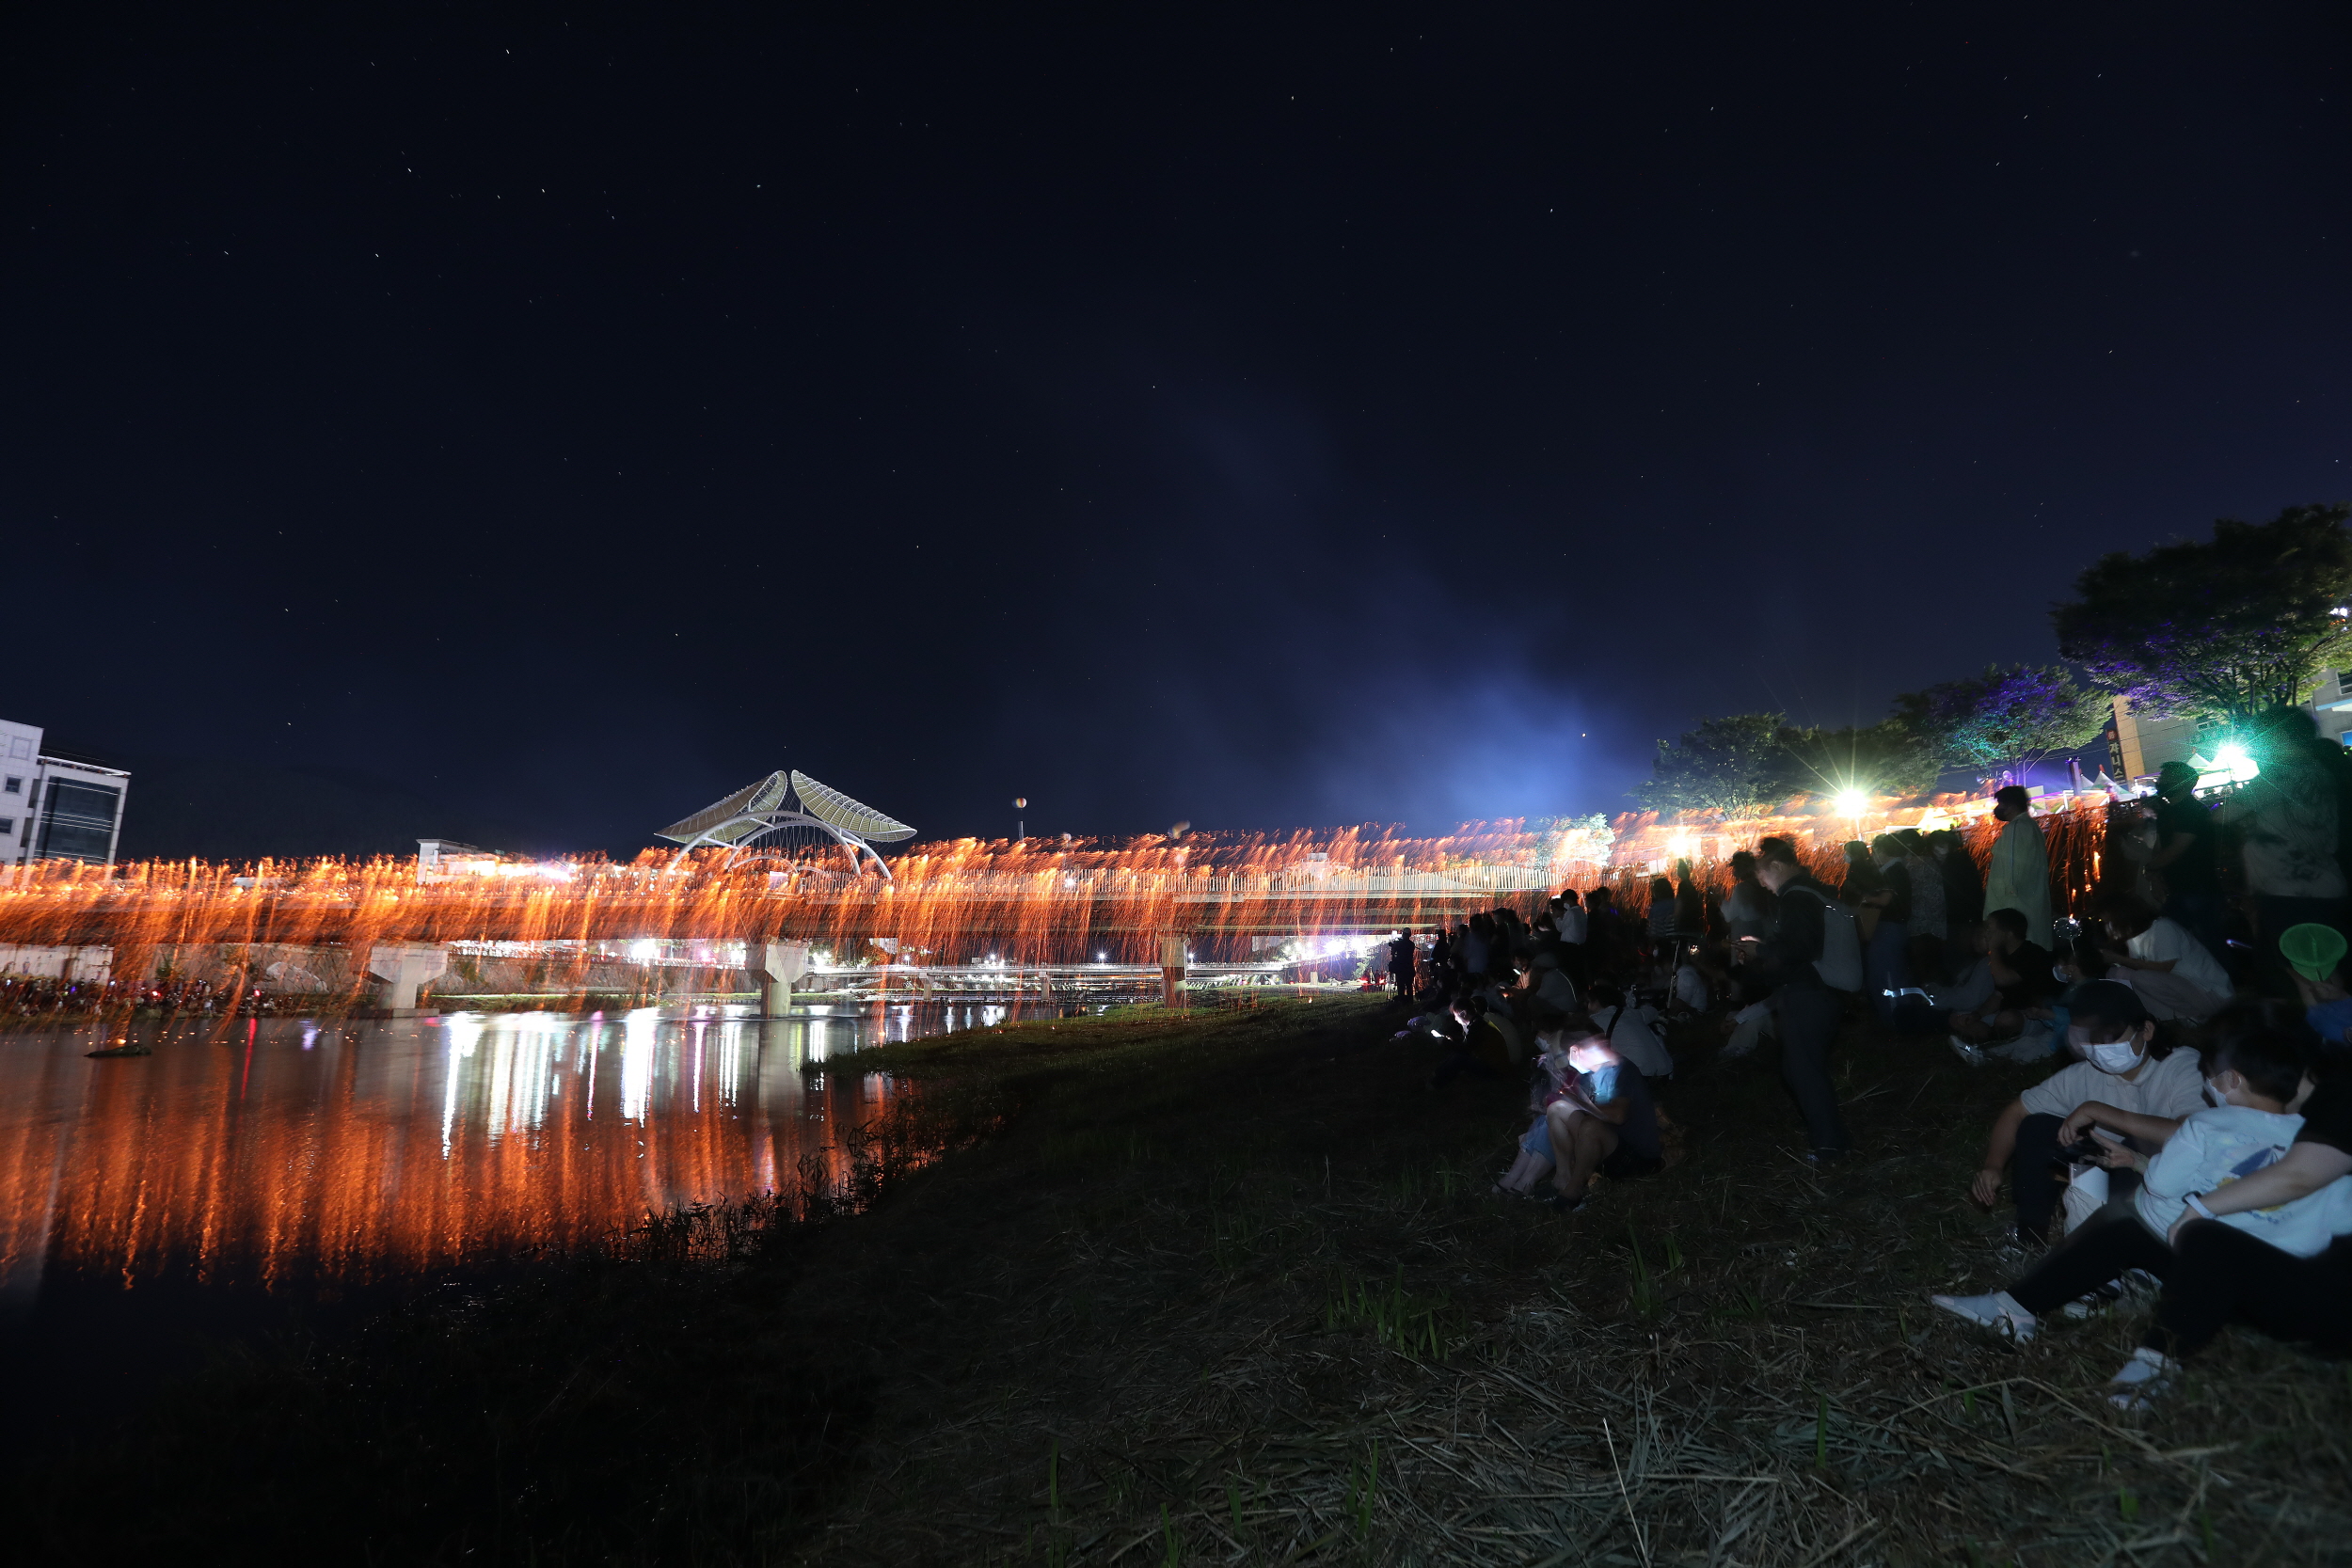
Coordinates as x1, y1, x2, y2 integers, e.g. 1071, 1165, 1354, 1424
5, 5, 2347, 856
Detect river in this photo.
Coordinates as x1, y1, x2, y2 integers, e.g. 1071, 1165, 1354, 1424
0, 1001, 1034, 1449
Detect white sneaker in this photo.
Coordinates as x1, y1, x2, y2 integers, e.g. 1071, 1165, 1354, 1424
1929, 1290, 2037, 1342
2106, 1346, 2180, 1411
1948, 1035, 1987, 1067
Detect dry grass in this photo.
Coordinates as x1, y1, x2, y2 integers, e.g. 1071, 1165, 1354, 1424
16, 994, 2351, 1566
783, 997, 2352, 1568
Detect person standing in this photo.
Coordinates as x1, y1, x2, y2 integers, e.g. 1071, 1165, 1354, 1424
1386, 930, 1417, 999
1983, 785, 2054, 946
1552, 889, 1589, 988
2221, 708, 2349, 972
2145, 759, 2224, 954
1743, 836, 1857, 1161
1934, 829, 1986, 971
1899, 830, 1948, 984
1721, 851, 1773, 942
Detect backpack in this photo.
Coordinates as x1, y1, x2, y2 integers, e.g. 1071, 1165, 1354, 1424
1784, 884, 1864, 992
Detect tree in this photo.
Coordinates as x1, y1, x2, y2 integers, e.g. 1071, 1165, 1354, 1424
1895, 664, 2108, 784
1633, 713, 1788, 816
1774, 719, 1942, 802
2052, 502, 2352, 726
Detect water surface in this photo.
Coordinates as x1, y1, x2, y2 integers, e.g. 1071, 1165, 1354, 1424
0, 1001, 1026, 1447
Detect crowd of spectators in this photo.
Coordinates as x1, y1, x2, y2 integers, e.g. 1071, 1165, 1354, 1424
1388, 702, 2352, 1411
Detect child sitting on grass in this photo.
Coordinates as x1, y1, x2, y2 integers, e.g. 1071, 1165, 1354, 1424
1931, 1014, 2352, 1408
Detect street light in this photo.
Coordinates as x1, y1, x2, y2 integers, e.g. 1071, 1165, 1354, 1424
1834, 787, 1869, 841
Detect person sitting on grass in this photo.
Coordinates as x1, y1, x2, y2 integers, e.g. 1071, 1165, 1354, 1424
1520, 948, 1581, 1014
1587, 978, 1675, 1078
1964, 980, 2204, 1244
1429, 993, 1517, 1088
1931, 1011, 2352, 1409
1538, 1018, 1665, 1211
1491, 1012, 1587, 1197
1948, 907, 2062, 1063
2093, 893, 2233, 1022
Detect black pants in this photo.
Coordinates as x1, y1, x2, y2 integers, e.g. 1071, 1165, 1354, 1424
2009, 1214, 2352, 1360
1773, 986, 1849, 1155
2010, 1114, 2145, 1243
2010, 1114, 2068, 1243
1390, 967, 1412, 996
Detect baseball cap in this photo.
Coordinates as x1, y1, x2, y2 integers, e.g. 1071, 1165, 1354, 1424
2281, 923, 2348, 982
2064, 979, 2150, 1034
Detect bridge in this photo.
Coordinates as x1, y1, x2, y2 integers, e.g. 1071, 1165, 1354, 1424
0, 830, 1581, 1013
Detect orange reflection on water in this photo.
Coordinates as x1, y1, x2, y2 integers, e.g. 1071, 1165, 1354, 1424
0, 1009, 896, 1300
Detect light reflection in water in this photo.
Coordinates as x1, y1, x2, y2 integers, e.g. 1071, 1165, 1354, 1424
0, 1004, 978, 1305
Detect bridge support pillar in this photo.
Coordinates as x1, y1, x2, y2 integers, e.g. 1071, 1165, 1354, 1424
758, 941, 811, 1018
368, 943, 451, 1016
1159, 932, 1188, 1009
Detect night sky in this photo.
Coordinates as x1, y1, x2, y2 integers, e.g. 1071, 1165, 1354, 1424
6, 6, 2347, 858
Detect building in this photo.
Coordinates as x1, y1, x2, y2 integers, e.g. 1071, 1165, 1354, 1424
0, 719, 130, 866
2104, 673, 2352, 787
2103, 697, 2207, 784
2308, 668, 2352, 747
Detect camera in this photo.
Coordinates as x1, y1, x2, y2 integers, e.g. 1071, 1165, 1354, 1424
2058, 1136, 2114, 1164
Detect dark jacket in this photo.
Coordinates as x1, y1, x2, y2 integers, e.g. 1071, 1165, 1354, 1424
1941, 848, 1984, 927
1755, 873, 1831, 992
1880, 861, 1914, 927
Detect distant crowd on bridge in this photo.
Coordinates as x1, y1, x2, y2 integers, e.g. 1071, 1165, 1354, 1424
1384, 703, 2352, 1414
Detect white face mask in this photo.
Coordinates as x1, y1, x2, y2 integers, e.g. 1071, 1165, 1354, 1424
2202, 1082, 2226, 1108
2089, 1038, 2143, 1075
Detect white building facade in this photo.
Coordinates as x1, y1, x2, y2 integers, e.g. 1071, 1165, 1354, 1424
0, 719, 130, 866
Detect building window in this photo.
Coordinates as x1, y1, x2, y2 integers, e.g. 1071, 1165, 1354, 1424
36, 781, 119, 863
0, 818, 14, 835
6, 738, 26, 760
2, 778, 17, 794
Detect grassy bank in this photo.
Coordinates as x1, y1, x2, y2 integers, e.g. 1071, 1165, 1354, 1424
18, 995, 2350, 1565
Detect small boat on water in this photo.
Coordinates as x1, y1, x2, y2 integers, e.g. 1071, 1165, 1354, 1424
86, 1042, 151, 1058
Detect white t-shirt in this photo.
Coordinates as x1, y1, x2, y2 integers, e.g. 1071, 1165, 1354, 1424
2019, 1048, 2206, 1121
2127, 918, 2233, 1000
1673, 963, 1710, 1012
1594, 1003, 1674, 1078
2136, 1104, 2352, 1256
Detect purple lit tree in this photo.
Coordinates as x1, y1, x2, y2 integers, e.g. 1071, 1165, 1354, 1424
2052, 503, 2352, 726
1894, 664, 2107, 786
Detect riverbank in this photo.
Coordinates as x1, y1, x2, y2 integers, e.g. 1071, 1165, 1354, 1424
15, 995, 2347, 1564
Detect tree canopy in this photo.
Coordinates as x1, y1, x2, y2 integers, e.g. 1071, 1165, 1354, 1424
1774, 719, 1941, 801
2052, 502, 2352, 726
1894, 663, 2107, 783
1634, 713, 1940, 816
1632, 713, 1788, 816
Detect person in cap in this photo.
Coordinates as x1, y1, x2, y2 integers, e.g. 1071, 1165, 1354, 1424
2146, 758, 2224, 954
2282, 922, 2352, 1052
1983, 784, 2054, 946
1964, 980, 2205, 1243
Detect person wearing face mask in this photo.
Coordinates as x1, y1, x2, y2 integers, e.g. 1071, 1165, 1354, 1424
1933, 1013, 2352, 1409
1965, 981, 2204, 1243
